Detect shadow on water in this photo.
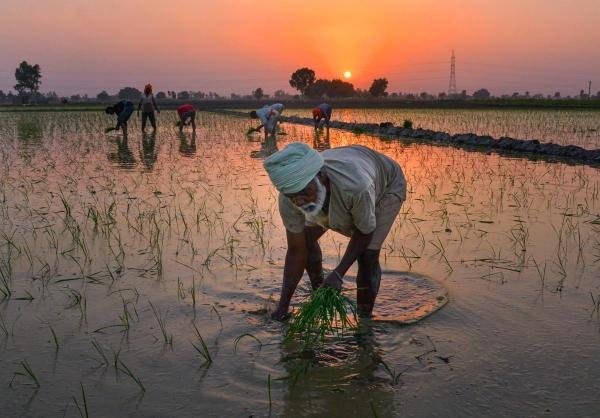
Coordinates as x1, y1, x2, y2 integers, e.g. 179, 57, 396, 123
178, 131, 197, 157
279, 323, 397, 417
250, 135, 279, 159
140, 132, 158, 170
107, 135, 135, 169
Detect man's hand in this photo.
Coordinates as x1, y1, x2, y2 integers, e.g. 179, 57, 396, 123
322, 270, 343, 290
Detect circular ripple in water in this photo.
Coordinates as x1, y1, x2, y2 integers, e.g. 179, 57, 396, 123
371, 270, 448, 324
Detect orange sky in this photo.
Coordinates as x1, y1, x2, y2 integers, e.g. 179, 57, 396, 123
0, 0, 599, 96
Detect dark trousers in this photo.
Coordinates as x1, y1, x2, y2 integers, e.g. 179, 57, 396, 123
141, 112, 156, 130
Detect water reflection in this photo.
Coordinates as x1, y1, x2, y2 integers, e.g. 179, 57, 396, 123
250, 136, 279, 159
140, 132, 158, 170
313, 129, 331, 151
107, 136, 135, 169
279, 324, 397, 417
178, 131, 197, 157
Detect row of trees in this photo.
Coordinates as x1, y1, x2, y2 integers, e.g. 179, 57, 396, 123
288, 68, 389, 98
3, 61, 599, 104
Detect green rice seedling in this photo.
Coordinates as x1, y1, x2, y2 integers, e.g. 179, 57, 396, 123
117, 359, 146, 392
91, 339, 109, 366
233, 333, 263, 352
10, 360, 40, 388
0, 272, 12, 299
73, 383, 90, 418
211, 304, 223, 329
191, 321, 212, 366
286, 287, 357, 347
14, 290, 34, 301
104, 127, 117, 133
402, 119, 413, 129
118, 296, 138, 332
49, 326, 59, 350
378, 358, 403, 386
177, 278, 186, 300
112, 347, 121, 372
0, 312, 8, 337
65, 288, 87, 320
190, 276, 197, 314
267, 374, 272, 410
149, 301, 172, 345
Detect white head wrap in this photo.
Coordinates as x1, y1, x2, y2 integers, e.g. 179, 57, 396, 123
263, 142, 324, 194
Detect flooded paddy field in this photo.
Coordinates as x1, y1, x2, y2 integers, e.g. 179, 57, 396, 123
286, 108, 600, 150
1, 111, 600, 417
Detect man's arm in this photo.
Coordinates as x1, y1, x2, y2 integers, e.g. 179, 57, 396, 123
271, 229, 307, 320
322, 229, 373, 289
153, 96, 159, 113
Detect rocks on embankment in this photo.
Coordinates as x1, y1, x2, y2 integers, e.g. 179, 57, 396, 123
212, 110, 600, 164
280, 115, 600, 164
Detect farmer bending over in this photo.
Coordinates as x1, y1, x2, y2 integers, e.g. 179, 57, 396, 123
250, 103, 284, 140
105, 100, 134, 136
177, 103, 196, 132
263, 142, 406, 320
312, 103, 332, 129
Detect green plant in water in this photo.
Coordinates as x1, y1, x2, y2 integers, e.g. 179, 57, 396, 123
73, 383, 90, 418
191, 322, 212, 366
10, 360, 40, 388
285, 287, 357, 348
403, 119, 413, 129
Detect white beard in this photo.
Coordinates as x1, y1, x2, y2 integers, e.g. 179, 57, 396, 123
298, 178, 327, 222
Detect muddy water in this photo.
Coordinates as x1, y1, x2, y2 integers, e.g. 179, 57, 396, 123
0, 111, 599, 417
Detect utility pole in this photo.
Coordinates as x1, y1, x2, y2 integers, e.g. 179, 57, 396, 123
589, 81, 592, 100
448, 50, 457, 97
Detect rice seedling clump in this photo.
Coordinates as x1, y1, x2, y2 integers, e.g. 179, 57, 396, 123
285, 287, 357, 347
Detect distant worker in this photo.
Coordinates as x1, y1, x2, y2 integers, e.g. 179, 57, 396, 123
138, 84, 160, 133
250, 103, 284, 140
176, 103, 196, 132
105, 100, 134, 136
312, 103, 332, 129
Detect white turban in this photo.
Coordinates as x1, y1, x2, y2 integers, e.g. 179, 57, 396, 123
263, 142, 324, 194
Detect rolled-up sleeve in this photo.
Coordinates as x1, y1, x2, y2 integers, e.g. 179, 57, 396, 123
350, 186, 376, 234
278, 194, 306, 233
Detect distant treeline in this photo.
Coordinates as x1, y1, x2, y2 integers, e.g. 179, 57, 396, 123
4, 61, 600, 109
3, 98, 600, 112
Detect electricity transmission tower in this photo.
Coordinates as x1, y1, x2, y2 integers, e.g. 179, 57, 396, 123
448, 50, 457, 96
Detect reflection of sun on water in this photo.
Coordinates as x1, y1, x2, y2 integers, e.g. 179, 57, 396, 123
343, 71, 352, 79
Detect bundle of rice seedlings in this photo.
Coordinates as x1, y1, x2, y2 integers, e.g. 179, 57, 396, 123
104, 127, 117, 133
247, 127, 258, 134
285, 287, 357, 347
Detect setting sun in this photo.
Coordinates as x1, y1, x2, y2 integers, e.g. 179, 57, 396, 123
343, 71, 352, 79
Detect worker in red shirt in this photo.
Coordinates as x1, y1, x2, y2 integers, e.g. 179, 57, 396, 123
176, 104, 196, 132
312, 103, 332, 129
